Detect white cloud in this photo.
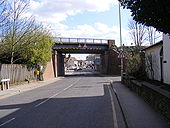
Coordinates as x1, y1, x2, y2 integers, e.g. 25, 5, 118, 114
30, 0, 118, 23
28, 0, 131, 46
52, 22, 130, 46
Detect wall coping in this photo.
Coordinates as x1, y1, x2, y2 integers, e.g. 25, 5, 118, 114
123, 76, 170, 99
131, 80, 142, 87
142, 81, 170, 98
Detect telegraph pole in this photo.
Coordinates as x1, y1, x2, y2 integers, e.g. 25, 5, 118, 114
118, 1, 123, 80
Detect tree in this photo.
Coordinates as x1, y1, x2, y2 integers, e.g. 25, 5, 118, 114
128, 20, 146, 50
112, 43, 146, 79
119, 0, 170, 34
146, 27, 162, 45
0, 0, 53, 66
128, 19, 161, 46
0, 0, 8, 26
0, 0, 41, 64
28, 29, 53, 65
0, 25, 53, 65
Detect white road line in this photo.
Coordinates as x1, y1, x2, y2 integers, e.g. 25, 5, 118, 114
34, 78, 80, 108
113, 88, 117, 94
108, 86, 119, 128
0, 118, 15, 127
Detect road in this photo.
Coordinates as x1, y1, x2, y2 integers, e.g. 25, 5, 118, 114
0, 70, 169, 128
0, 70, 120, 128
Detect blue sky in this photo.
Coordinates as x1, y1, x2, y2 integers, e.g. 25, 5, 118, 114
28, 0, 133, 59
62, 7, 131, 30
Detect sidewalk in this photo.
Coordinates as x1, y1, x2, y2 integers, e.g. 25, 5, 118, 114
111, 81, 170, 128
0, 77, 62, 99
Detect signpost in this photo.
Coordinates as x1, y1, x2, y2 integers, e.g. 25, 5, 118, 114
117, 50, 126, 79
117, 50, 126, 59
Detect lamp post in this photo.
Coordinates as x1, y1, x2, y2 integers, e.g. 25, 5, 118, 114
118, 1, 124, 80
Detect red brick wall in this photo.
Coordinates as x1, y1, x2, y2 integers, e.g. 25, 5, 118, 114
101, 52, 109, 74
108, 50, 121, 75
101, 50, 121, 75
43, 60, 55, 80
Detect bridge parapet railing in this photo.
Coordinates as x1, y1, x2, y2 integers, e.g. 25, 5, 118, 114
55, 37, 108, 44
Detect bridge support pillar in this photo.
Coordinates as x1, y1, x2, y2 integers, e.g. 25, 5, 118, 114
100, 51, 108, 74
52, 51, 65, 77
100, 50, 121, 75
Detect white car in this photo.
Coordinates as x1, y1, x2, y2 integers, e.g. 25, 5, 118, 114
67, 66, 77, 70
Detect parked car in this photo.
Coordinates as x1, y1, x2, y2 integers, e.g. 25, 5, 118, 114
67, 66, 77, 70
76, 66, 82, 70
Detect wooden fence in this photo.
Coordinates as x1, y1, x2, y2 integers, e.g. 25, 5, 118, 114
0, 64, 36, 84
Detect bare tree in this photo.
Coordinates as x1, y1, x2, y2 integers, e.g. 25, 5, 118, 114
0, 0, 10, 38
146, 26, 162, 45
1, 0, 42, 64
0, 0, 7, 25
128, 20, 147, 50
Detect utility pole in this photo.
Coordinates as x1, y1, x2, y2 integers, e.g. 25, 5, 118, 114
118, 1, 124, 80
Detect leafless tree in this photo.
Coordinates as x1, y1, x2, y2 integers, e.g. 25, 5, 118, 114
128, 20, 147, 49
146, 27, 162, 45
0, 0, 7, 25
1, 0, 42, 64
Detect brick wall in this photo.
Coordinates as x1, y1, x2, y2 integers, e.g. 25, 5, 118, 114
100, 50, 121, 75
108, 50, 121, 75
43, 60, 55, 80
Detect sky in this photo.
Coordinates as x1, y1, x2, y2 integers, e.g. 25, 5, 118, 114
28, 0, 133, 60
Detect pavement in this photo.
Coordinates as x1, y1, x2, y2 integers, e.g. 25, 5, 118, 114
111, 81, 170, 128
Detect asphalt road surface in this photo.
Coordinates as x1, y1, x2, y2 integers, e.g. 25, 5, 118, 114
0, 70, 120, 128
0, 70, 169, 128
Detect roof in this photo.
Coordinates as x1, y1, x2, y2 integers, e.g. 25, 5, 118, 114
142, 41, 163, 51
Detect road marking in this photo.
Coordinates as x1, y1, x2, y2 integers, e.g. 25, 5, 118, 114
0, 118, 15, 127
34, 78, 80, 108
113, 88, 117, 94
108, 86, 119, 128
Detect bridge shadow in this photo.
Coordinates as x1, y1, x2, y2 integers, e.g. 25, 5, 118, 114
65, 70, 120, 78
65, 73, 99, 77
0, 85, 115, 128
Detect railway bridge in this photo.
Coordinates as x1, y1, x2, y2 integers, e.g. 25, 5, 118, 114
52, 37, 120, 76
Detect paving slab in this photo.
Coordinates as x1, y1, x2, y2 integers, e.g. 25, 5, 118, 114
111, 81, 170, 128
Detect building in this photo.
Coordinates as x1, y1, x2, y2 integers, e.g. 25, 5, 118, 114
163, 34, 170, 84
65, 57, 77, 69
142, 41, 163, 82
143, 33, 170, 85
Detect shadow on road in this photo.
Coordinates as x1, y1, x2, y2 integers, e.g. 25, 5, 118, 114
65, 70, 120, 78
0, 85, 115, 128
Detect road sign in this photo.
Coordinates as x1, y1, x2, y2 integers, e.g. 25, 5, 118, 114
117, 50, 126, 59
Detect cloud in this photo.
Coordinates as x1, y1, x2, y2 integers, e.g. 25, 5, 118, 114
52, 22, 130, 46
28, 0, 131, 46
29, 0, 118, 23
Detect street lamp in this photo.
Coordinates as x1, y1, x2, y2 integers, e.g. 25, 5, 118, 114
118, 1, 124, 80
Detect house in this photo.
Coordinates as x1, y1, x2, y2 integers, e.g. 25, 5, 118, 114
163, 34, 170, 84
143, 33, 170, 85
142, 41, 163, 82
65, 57, 77, 68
